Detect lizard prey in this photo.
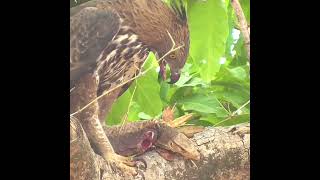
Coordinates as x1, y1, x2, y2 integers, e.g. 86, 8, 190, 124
102, 119, 202, 162
70, 116, 203, 179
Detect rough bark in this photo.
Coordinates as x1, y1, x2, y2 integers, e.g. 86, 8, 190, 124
70, 118, 250, 180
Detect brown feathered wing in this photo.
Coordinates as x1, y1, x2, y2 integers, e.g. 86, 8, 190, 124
70, 6, 120, 87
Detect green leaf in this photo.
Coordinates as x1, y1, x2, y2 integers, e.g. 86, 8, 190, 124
138, 112, 153, 120
106, 91, 140, 125
216, 114, 250, 126
107, 53, 164, 125
170, 86, 193, 104
178, 77, 208, 87
177, 95, 221, 113
215, 65, 249, 86
231, 35, 249, 66
189, 119, 214, 126
187, 0, 229, 81
160, 81, 170, 102
215, 106, 230, 118
200, 115, 221, 125
200, 113, 249, 127
129, 53, 163, 117
219, 90, 249, 109
174, 71, 193, 87
211, 65, 249, 110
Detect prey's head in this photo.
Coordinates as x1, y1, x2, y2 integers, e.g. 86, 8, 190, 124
155, 124, 200, 160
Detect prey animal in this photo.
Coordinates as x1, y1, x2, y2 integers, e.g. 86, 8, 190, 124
70, 116, 202, 180
105, 119, 202, 161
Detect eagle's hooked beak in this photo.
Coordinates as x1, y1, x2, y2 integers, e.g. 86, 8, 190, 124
159, 60, 181, 84
169, 71, 180, 84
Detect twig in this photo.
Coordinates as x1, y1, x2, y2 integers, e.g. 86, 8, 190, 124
227, 102, 231, 114
231, 0, 250, 61
214, 100, 250, 127
231, 100, 250, 116
119, 52, 149, 131
119, 74, 138, 133
216, 98, 230, 114
70, 30, 183, 117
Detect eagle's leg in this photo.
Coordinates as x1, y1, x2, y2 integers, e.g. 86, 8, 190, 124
97, 88, 120, 127
70, 74, 139, 176
96, 87, 144, 166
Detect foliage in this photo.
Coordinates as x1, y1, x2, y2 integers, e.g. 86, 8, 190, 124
107, 0, 250, 127
70, 0, 250, 127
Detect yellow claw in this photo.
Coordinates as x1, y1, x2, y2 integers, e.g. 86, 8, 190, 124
103, 153, 146, 176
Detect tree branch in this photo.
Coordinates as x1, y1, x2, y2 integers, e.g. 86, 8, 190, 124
231, 0, 250, 61
70, 118, 250, 180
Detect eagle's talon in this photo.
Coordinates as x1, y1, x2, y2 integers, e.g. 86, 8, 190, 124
133, 156, 147, 170
136, 170, 145, 179
103, 153, 140, 176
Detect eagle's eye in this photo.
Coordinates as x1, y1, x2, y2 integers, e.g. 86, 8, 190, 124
169, 54, 176, 59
